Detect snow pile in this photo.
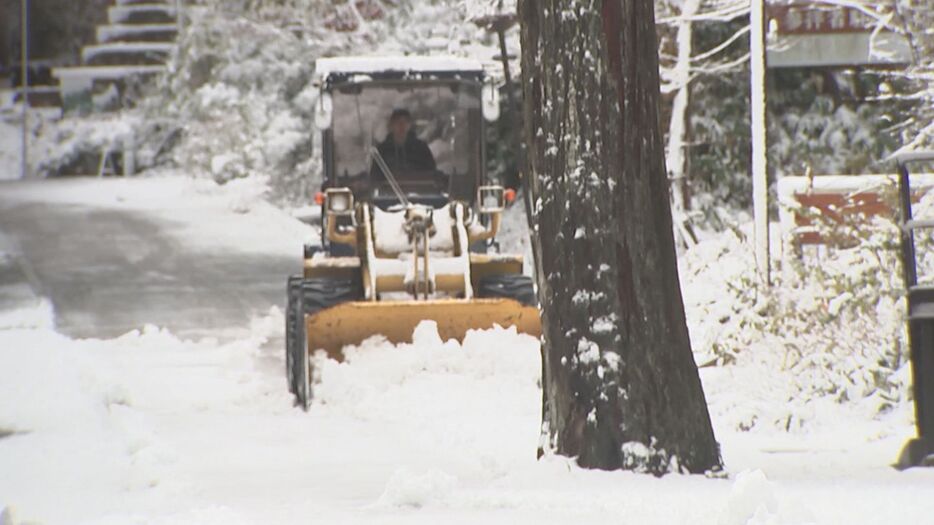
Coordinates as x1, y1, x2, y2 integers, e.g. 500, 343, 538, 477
0, 297, 54, 332
313, 321, 541, 453
0, 313, 283, 524
718, 469, 780, 525
717, 469, 813, 525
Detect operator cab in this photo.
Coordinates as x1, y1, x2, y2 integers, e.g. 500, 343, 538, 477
313, 56, 499, 211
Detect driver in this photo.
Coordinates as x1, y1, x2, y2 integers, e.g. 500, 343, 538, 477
371, 109, 438, 182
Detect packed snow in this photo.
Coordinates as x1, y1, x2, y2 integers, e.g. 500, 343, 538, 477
1, 176, 932, 524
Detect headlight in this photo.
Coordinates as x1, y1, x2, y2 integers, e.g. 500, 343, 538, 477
330, 193, 350, 212
477, 185, 505, 214
325, 188, 354, 216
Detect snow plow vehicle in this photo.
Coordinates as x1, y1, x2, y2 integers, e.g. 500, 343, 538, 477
285, 56, 541, 408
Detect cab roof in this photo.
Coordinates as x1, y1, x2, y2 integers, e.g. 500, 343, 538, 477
315, 55, 485, 83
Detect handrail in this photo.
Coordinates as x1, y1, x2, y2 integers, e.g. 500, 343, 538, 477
904, 219, 934, 231
894, 151, 934, 167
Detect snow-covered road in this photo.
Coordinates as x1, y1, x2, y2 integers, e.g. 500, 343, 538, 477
2, 177, 933, 524
0, 177, 302, 340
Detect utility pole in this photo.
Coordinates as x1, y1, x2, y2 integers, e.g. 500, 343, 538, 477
750, 0, 770, 284
20, 0, 29, 179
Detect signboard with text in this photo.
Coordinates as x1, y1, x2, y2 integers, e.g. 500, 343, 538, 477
765, 2, 912, 68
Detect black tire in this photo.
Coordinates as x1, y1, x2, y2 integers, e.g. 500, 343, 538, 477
476, 274, 537, 306
300, 278, 363, 315
285, 276, 363, 409
304, 243, 321, 259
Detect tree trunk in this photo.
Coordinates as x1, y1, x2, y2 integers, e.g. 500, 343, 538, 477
519, 0, 721, 475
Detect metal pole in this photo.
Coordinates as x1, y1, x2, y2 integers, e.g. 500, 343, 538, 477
897, 160, 917, 289
20, 0, 29, 180
750, 0, 770, 285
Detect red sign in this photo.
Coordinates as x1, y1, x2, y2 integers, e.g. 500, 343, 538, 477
767, 2, 878, 35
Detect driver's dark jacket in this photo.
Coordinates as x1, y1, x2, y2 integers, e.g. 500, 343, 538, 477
371, 132, 436, 181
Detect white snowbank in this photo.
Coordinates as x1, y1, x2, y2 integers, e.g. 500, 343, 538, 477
0, 298, 53, 331
0, 313, 283, 524
0, 117, 23, 181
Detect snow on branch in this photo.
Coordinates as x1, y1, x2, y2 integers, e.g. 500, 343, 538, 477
691, 25, 750, 62
657, 0, 748, 24
691, 52, 751, 74
459, 0, 516, 21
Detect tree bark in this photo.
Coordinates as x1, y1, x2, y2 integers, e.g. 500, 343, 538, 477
519, 0, 721, 474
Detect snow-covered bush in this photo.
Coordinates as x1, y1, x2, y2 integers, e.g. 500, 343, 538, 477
682, 192, 924, 429
139, 6, 318, 200
757, 225, 906, 406
770, 80, 900, 177
31, 113, 140, 176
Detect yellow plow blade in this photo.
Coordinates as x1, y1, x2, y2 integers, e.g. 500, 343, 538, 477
306, 298, 541, 359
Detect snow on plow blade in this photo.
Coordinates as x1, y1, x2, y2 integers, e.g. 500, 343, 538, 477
306, 298, 541, 359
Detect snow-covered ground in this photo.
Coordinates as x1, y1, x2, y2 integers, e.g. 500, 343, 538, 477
2, 177, 933, 524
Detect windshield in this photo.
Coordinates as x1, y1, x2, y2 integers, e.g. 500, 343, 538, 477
330, 80, 482, 199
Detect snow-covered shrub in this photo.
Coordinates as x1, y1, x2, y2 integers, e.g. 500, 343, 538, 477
682, 191, 923, 428
139, 6, 320, 200
757, 222, 907, 406
771, 89, 900, 177
32, 113, 140, 176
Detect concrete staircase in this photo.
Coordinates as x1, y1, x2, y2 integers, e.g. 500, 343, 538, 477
53, 0, 180, 113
